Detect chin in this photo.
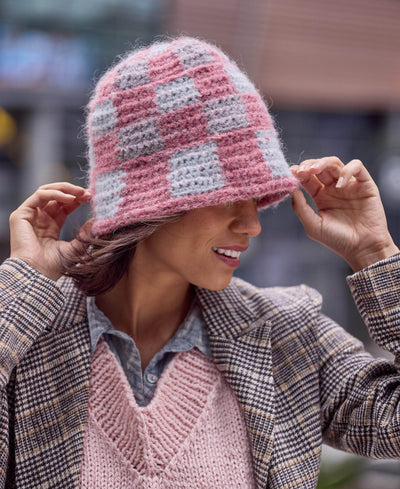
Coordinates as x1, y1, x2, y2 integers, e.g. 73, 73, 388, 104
208, 284, 231, 291
198, 276, 233, 291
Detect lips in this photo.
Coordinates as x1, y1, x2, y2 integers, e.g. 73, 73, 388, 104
212, 245, 248, 267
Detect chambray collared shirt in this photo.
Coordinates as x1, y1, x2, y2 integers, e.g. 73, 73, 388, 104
86, 296, 212, 406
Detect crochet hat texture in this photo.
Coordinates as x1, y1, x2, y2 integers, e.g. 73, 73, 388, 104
87, 36, 298, 235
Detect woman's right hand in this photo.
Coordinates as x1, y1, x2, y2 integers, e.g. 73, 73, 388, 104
9, 182, 91, 281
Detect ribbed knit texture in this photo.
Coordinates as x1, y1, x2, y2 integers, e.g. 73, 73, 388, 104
87, 36, 298, 235
79, 339, 255, 488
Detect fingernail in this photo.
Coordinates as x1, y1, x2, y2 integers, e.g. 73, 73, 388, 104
336, 177, 344, 188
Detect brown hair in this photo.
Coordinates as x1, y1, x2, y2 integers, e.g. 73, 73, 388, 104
61, 214, 184, 296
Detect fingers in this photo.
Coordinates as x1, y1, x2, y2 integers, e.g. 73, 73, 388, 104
10, 183, 91, 238
291, 156, 342, 189
22, 183, 91, 211
12, 183, 91, 224
9, 184, 92, 281
291, 157, 373, 192
291, 164, 323, 199
42, 192, 90, 223
293, 157, 342, 186
335, 159, 372, 188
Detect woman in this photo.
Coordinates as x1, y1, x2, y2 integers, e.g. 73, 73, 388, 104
2, 36, 400, 488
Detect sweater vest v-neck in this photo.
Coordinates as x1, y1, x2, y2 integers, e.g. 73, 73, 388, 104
79, 339, 255, 488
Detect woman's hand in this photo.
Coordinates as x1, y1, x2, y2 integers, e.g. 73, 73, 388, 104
291, 157, 399, 272
9, 182, 91, 281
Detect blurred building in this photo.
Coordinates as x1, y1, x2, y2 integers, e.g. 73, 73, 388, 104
168, 0, 400, 109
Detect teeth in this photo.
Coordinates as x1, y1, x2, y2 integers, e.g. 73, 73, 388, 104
212, 247, 241, 259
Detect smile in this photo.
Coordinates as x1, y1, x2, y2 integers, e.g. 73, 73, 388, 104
212, 247, 242, 258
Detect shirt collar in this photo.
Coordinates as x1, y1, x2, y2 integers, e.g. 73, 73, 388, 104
86, 295, 212, 358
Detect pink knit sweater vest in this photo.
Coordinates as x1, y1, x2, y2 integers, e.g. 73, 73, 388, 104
79, 339, 255, 488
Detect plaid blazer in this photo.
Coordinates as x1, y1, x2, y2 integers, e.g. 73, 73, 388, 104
0, 255, 399, 488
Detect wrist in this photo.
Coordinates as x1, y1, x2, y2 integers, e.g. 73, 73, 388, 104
9, 254, 61, 282
347, 241, 400, 272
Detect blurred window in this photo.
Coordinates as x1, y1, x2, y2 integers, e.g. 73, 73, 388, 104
0, 27, 92, 89
1, 0, 162, 24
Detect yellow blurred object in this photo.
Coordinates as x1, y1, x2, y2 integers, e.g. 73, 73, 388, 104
0, 108, 17, 146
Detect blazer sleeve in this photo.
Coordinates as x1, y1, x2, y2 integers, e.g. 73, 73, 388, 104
319, 253, 400, 458
0, 258, 64, 481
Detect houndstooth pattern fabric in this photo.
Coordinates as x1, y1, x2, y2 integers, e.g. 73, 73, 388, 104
87, 37, 299, 235
0, 255, 400, 488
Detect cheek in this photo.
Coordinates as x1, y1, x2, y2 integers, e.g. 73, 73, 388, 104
178, 243, 212, 272
173, 243, 214, 279
154, 236, 206, 273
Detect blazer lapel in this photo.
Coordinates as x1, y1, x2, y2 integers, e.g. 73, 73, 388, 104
196, 281, 275, 489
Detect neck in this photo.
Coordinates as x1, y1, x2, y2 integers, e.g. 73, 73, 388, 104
95, 255, 193, 370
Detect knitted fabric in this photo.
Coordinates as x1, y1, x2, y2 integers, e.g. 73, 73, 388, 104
79, 339, 255, 488
87, 36, 298, 235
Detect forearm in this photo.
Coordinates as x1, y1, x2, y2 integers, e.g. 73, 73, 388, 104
320, 254, 400, 457
347, 252, 400, 354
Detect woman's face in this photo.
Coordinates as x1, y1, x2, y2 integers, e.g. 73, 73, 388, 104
134, 199, 262, 290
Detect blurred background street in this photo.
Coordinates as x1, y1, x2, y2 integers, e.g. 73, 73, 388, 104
0, 0, 399, 486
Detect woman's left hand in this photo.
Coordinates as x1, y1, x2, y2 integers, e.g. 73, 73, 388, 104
291, 156, 399, 272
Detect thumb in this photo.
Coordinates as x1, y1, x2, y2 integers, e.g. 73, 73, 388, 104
59, 219, 93, 261
291, 189, 321, 240
77, 218, 94, 241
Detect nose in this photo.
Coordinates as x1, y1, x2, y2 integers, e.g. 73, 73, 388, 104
230, 199, 262, 237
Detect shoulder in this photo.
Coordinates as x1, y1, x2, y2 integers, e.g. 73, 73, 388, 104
230, 276, 323, 322
229, 278, 335, 368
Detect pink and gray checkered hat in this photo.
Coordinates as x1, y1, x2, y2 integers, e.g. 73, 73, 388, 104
87, 36, 299, 235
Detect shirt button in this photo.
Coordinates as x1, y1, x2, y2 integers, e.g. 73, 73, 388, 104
146, 373, 158, 384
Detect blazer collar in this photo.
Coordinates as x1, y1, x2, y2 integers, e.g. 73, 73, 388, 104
195, 277, 271, 339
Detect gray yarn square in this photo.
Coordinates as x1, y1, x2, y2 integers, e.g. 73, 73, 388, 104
91, 99, 118, 137
146, 42, 171, 58
205, 95, 250, 135
155, 76, 201, 114
174, 42, 215, 69
224, 63, 256, 94
94, 169, 126, 220
256, 129, 290, 177
115, 59, 150, 90
118, 118, 164, 161
169, 141, 225, 197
